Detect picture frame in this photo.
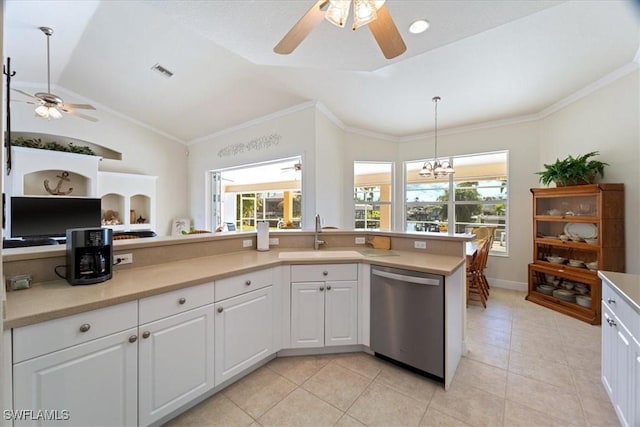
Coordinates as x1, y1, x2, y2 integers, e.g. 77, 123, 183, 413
172, 218, 191, 236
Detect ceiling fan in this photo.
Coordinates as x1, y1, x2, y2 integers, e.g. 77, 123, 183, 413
274, 0, 406, 60
12, 27, 98, 122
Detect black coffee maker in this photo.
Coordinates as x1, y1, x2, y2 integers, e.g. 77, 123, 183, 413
66, 228, 113, 285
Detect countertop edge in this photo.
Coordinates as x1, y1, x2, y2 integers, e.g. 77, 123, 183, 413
598, 270, 640, 313
4, 249, 465, 329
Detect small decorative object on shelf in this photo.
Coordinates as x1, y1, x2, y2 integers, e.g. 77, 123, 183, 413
527, 184, 624, 324
536, 151, 608, 187
136, 215, 147, 224
43, 171, 73, 195
102, 210, 122, 226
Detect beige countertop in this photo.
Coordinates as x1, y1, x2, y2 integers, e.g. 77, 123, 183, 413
598, 271, 640, 313
4, 248, 465, 329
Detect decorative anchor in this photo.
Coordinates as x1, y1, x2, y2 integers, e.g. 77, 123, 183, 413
44, 171, 74, 195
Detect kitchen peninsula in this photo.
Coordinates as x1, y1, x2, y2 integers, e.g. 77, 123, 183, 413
2, 230, 470, 427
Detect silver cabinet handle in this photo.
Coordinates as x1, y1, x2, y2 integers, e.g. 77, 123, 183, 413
606, 318, 617, 327
319, 286, 325, 291
217, 307, 224, 313
129, 335, 138, 343
327, 285, 332, 290
245, 280, 251, 286
607, 298, 616, 304
142, 331, 151, 339
79, 323, 91, 333
322, 271, 328, 276
178, 297, 186, 305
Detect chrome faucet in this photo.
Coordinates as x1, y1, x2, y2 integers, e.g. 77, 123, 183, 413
314, 214, 325, 250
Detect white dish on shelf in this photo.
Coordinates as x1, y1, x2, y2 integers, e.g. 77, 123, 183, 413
546, 256, 566, 264
576, 295, 592, 308
547, 209, 563, 216
568, 259, 584, 267
584, 238, 598, 244
586, 261, 598, 271
564, 223, 597, 240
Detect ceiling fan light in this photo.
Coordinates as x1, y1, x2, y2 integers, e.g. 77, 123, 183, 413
409, 19, 430, 34
419, 164, 433, 177
325, 0, 350, 27
35, 105, 50, 118
352, 0, 378, 30
48, 107, 63, 119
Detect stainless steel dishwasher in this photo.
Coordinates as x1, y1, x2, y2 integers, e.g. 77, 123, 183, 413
370, 265, 444, 381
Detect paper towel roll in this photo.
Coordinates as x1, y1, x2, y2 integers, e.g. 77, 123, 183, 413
256, 221, 270, 251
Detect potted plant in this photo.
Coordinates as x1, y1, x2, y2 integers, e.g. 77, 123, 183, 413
536, 151, 608, 186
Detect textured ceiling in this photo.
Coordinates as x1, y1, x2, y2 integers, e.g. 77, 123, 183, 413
4, 0, 639, 143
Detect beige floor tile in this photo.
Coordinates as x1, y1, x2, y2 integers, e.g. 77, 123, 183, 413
510, 330, 568, 364
163, 393, 254, 427
375, 362, 439, 403
302, 362, 371, 411
258, 388, 343, 427
454, 357, 507, 398
223, 367, 297, 419
335, 414, 366, 427
508, 350, 575, 392
419, 407, 471, 426
347, 381, 428, 426
572, 377, 619, 427
466, 322, 511, 350
266, 355, 329, 385
506, 372, 586, 426
429, 377, 504, 427
468, 312, 512, 334
333, 352, 387, 379
503, 399, 582, 427
464, 337, 510, 369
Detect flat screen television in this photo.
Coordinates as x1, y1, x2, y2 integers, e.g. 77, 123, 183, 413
10, 196, 101, 239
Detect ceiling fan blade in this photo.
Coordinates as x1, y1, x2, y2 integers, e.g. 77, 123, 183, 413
12, 88, 41, 101
368, 5, 407, 59
63, 109, 99, 122
274, 0, 329, 55
61, 102, 96, 110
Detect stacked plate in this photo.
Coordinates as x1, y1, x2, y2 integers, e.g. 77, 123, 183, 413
553, 289, 576, 303
536, 284, 555, 295
576, 295, 592, 308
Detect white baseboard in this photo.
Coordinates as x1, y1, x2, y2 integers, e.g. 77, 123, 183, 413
487, 277, 527, 292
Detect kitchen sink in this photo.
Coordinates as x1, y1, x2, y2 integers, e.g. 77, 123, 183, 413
277, 250, 363, 260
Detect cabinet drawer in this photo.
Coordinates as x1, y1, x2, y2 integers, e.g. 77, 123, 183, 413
291, 264, 358, 282
215, 268, 273, 301
13, 301, 138, 363
139, 281, 215, 324
602, 281, 639, 339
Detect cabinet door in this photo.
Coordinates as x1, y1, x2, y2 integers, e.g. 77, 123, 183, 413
215, 286, 273, 385
138, 305, 215, 426
13, 328, 138, 427
633, 340, 640, 427
601, 303, 616, 399
325, 281, 358, 347
290, 282, 325, 348
613, 319, 633, 427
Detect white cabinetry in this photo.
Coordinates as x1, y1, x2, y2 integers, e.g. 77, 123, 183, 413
214, 268, 278, 386
600, 275, 639, 427
98, 171, 157, 232
290, 264, 358, 348
12, 302, 138, 427
138, 283, 215, 426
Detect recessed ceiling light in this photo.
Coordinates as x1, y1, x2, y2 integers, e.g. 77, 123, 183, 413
409, 19, 430, 34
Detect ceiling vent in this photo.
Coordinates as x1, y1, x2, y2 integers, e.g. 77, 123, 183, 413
150, 63, 174, 78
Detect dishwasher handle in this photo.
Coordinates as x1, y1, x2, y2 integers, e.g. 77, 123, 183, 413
372, 269, 441, 286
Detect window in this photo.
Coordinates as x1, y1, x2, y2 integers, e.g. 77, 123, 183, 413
405, 152, 508, 254
211, 157, 302, 231
354, 162, 393, 230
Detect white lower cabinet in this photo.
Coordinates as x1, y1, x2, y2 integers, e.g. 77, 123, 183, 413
601, 276, 639, 427
138, 304, 215, 426
291, 280, 358, 348
214, 286, 274, 385
13, 328, 139, 427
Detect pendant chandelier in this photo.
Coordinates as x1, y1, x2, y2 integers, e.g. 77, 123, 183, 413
419, 96, 454, 179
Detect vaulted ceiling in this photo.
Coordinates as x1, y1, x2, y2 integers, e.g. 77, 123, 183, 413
4, 0, 639, 143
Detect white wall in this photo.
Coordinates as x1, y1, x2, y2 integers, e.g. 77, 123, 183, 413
187, 107, 317, 230
314, 110, 345, 228
9, 88, 189, 236
539, 70, 640, 274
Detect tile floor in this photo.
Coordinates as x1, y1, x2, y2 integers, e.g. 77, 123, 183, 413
164, 288, 619, 427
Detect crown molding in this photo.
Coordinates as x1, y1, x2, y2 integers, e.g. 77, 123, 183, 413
11, 81, 187, 145
188, 101, 317, 146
